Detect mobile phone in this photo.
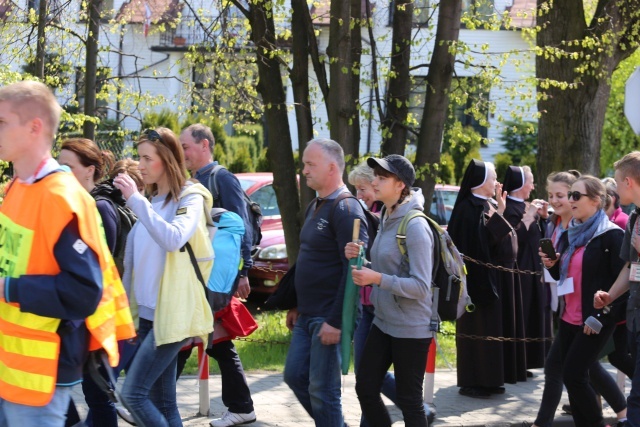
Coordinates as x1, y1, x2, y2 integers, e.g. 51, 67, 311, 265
539, 238, 557, 261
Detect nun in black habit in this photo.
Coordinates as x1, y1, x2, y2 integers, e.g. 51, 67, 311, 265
448, 160, 521, 399
503, 166, 552, 371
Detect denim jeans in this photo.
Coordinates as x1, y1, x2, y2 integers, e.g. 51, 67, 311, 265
0, 386, 71, 427
355, 325, 430, 427
283, 315, 343, 426
628, 324, 640, 426
354, 304, 398, 427
122, 319, 189, 427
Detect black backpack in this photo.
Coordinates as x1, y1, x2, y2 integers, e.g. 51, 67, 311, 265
92, 181, 137, 276
207, 165, 263, 248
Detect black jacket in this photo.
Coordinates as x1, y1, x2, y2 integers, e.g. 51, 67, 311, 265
549, 221, 625, 326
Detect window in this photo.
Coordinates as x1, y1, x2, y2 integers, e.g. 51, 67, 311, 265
27, 0, 63, 17
192, 63, 216, 112
430, 189, 458, 225
79, 0, 115, 22
406, 76, 489, 141
451, 78, 489, 138
75, 67, 110, 116
461, 0, 495, 25
388, 0, 431, 27
249, 184, 279, 217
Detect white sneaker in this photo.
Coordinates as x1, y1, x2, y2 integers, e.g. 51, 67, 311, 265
210, 410, 256, 427
116, 405, 137, 426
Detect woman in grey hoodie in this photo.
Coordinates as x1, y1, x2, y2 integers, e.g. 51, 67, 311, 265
346, 154, 433, 427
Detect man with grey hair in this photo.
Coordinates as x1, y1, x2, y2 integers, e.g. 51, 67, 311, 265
283, 138, 369, 426
179, 124, 256, 427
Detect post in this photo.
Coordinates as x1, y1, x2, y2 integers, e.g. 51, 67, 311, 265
423, 336, 437, 404
196, 340, 210, 416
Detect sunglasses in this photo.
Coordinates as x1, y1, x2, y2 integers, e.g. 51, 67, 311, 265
567, 191, 589, 201
142, 129, 165, 144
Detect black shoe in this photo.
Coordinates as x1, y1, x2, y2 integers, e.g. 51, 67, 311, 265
561, 403, 572, 415
486, 386, 505, 395
526, 370, 534, 378
459, 387, 491, 399
424, 403, 436, 424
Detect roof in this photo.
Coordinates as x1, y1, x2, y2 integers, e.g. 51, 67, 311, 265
508, 0, 536, 29
116, 0, 183, 24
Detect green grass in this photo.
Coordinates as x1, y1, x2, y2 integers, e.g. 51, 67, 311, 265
181, 314, 457, 375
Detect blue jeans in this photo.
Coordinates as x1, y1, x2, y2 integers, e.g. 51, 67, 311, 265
283, 315, 343, 426
0, 386, 71, 427
629, 324, 640, 426
122, 319, 189, 427
354, 304, 398, 427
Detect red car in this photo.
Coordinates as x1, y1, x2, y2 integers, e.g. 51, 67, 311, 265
237, 173, 290, 294
237, 172, 459, 294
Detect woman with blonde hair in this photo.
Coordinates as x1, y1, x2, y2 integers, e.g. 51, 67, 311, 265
115, 128, 214, 427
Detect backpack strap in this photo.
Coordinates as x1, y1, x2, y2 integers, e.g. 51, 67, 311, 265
396, 209, 442, 329
396, 210, 440, 275
207, 164, 226, 203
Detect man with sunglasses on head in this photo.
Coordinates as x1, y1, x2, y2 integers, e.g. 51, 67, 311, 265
595, 152, 640, 427
179, 123, 256, 427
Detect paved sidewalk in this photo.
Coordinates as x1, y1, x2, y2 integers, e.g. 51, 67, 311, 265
73, 364, 627, 426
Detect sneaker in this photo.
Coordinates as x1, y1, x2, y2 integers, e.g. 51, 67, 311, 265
116, 406, 137, 426
210, 411, 257, 427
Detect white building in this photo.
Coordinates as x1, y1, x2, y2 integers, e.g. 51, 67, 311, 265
0, 0, 537, 160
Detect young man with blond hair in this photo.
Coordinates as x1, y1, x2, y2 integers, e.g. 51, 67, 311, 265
594, 151, 640, 426
0, 81, 134, 427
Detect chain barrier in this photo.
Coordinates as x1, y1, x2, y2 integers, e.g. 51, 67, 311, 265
251, 256, 543, 277
461, 255, 542, 276
245, 259, 549, 346
251, 264, 288, 275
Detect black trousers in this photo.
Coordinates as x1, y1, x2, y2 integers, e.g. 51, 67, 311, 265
355, 325, 430, 427
559, 320, 619, 427
176, 340, 254, 414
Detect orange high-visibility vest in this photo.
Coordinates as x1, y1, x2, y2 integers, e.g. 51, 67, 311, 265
0, 171, 135, 406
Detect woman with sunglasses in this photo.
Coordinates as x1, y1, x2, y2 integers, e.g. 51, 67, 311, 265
540, 175, 627, 427
114, 128, 214, 427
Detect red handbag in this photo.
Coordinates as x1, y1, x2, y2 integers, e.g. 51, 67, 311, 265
212, 297, 259, 344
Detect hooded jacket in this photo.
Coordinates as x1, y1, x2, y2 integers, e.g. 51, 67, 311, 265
369, 189, 434, 339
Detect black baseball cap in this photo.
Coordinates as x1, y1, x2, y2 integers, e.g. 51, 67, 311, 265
367, 155, 416, 188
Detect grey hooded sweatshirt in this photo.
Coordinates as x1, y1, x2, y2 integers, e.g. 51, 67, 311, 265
370, 188, 434, 339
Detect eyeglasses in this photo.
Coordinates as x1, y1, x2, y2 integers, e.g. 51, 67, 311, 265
567, 191, 589, 201
142, 129, 165, 144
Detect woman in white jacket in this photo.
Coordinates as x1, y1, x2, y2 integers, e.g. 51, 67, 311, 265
114, 128, 213, 427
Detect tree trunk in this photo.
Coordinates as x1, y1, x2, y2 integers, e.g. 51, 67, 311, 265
349, 0, 362, 169
83, 0, 103, 141
536, 0, 640, 184
290, 0, 315, 227
327, 0, 356, 162
35, 0, 47, 79
380, 0, 413, 155
415, 0, 462, 204
247, 0, 301, 263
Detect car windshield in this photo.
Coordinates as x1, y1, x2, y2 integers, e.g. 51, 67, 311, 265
430, 190, 458, 225
238, 179, 256, 192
